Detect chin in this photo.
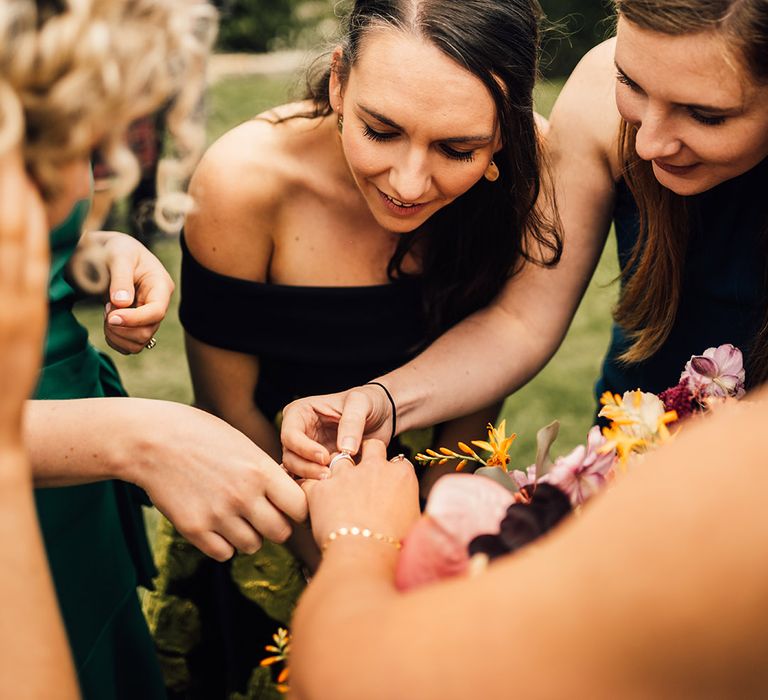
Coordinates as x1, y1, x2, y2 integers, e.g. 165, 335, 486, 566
652, 169, 714, 197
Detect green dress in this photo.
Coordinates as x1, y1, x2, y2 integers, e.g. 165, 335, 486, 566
34, 200, 165, 699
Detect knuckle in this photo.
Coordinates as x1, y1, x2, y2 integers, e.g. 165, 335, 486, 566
270, 523, 292, 544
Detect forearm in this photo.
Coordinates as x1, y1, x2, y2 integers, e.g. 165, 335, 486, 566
292, 400, 768, 699
24, 398, 135, 486
195, 396, 281, 462
0, 450, 79, 699
379, 304, 564, 434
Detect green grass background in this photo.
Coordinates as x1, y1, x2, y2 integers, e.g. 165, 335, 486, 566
75, 74, 619, 467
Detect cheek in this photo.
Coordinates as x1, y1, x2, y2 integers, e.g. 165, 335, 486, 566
342, 135, 389, 177
438, 162, 486, 198
615, 86, 642, 126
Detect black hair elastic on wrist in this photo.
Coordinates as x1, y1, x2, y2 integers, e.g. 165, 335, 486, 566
365, 381, 397, 445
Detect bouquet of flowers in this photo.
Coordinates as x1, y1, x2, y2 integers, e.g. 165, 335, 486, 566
398, 343, 746, 590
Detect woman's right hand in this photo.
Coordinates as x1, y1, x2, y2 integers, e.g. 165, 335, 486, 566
280, 385, 394, 479
0, 147, 49, 451
121, 400, 309, 562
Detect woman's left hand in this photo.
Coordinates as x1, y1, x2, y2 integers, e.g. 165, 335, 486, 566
302, 440, 420, 548
91, 231, 174, 354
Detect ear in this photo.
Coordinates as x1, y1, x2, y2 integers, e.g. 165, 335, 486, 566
329, 45, 345, 113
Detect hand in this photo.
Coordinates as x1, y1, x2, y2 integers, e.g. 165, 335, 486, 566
0, 148, 49, 448
124, 400, 308, 561
302, 440, 419, 547
281, 385, 393, 479
95, 231, 174, 354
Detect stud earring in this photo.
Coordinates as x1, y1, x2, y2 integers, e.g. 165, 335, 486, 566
337, 113, 344, 134
484, 160, 499, 182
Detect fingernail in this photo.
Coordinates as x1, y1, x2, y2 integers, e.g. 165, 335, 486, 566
113, 289, 131, 302
107, 315, 123, 326
340, 437, 356, 452
320, 470, 330, 480
105, 302, 112, 313
315, 451, 327, 464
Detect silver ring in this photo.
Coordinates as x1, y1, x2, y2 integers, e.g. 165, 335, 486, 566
145, 337, 157, 350
329, 451, 355, 469
390, 453, 406, 462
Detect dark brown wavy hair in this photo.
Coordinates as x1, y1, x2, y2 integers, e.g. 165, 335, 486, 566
613, 0, 768, 383
292, 0, 562, 339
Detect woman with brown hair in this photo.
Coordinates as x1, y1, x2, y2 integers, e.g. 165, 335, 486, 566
281, 0, 768, 469
154, 0, 562, 695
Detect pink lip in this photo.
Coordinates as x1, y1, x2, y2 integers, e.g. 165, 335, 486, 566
376, 189, 429, 218
653, 160, 699, 176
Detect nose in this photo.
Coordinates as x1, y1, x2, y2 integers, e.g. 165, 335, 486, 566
388, 147, 431, 203
633, 106, 682, 162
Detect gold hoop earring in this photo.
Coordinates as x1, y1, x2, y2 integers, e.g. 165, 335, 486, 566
337, 113, 344, 134
484, 160, 499, 182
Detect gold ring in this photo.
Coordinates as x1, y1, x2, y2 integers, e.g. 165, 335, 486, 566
145, 337, 157, 350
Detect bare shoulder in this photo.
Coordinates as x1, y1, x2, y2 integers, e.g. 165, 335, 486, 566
184, 117, 292, 280
548, 38, 622, 178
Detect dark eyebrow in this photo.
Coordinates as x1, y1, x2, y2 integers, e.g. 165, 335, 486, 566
614, 61, 740, 114
357, 104, 494, 143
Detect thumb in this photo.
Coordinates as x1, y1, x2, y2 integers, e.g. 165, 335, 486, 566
107, 253, 137, 308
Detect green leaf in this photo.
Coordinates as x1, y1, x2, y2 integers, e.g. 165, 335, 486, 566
474, 466, 518, 493
534, 420, 560, 477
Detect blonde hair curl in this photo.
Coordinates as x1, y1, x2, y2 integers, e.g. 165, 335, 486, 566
0, 0, 217, 233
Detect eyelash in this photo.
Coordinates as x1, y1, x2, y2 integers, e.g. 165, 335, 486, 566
687, 110, 726, 126
616, 72, 727, 127
615, 71, 637, 90
362, 124, 476, 162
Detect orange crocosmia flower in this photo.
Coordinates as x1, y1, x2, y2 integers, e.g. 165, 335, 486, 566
471, 420, 516, 471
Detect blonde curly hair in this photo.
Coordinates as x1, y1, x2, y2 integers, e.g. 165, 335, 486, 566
0, 0, 217, 232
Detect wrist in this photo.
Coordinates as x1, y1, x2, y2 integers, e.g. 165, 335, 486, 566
365, 381, 397, 441
375, 368, 433, 434
320, 531, 401, 574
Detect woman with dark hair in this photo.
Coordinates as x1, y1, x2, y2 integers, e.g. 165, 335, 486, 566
150, 0, 560, 696
281, 0, 768, 471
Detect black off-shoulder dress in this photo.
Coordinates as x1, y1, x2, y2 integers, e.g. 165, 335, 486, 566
146, 235, 435, 700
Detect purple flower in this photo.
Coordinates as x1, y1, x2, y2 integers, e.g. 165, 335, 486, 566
681, 344, 745, 401
541, 426, 616, 507
512, 465, 538, 491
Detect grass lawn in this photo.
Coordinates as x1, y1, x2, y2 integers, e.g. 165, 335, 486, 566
75, 71, 619, 467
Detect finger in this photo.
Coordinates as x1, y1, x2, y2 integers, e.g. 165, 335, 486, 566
105, 323, 158, 346
281, 412, 331, 465
107, 300, 167, 327
104, 334, 146, 355
243, 500, 293, 544
328, 451, 357, 476
336, 390, 376, 454
135, 267, 174, 308
281, 449, 331, 482
218, 517, 264, 555
360, 438, 389, 462
192, 531, 236, 562
107, 252, 138, 308
264, 468, 311, 523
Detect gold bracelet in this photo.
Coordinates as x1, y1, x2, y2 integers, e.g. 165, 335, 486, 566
321, 526, 402, 552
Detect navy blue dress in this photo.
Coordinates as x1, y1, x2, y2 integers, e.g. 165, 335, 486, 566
596, 157, 768, 401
